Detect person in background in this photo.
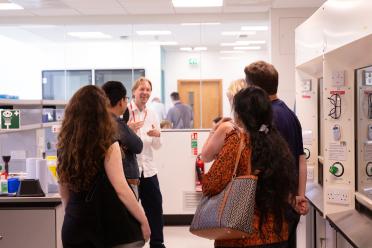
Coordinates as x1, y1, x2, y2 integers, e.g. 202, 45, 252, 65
166, 92, 193, 129
226, 78, 247, 105
160, 120, 172, 129
57, 85, 150, 248
212, 116, 222, 127
123, 108, 130, 123
244, 60, 309, 248
209, 78, 247, 135
127, 77, 166, 248
102, 81, 143, 199
148, 97, 166, 122
202, 86, 297, 248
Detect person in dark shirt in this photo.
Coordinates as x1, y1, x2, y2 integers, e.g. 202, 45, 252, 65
102, 81, 143, 199
166, 92, 193, 129
244, 61, 308, 248
57, 85, 150, 248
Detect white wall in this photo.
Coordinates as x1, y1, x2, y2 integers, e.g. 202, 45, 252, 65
270, 8, 317, 110
163, 50, 269, 116
0, 39, 161, 99
0, 35, 44, 99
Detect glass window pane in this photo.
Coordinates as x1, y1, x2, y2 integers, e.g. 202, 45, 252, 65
42, 70, 92, 100
42, 70, 65, 100
66, 70, 92, 99
94, 69, 145, 93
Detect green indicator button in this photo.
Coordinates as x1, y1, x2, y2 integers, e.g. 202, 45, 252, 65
329, 166, 339, 175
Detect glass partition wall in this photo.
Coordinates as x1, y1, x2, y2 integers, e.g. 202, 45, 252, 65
0, 21, 269, 128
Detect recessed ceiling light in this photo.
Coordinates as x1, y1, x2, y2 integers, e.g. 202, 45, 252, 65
67, 32, 112, 39
221, 31, 256, 36
220, 50, 245, 54
19, 25, 57, 29
180, 47, 208, 51
241, 26, 268, 31
180, 47, 193, 51
233, 46, 261, 50
194, 47, 207, 51
220, 42, 238, 46
221, 41, 266, 46
149, 41, 178, 46
136, 30, 171, 35
236, 40, 266, 45
0, 3, 23, 10
172, 0, 223, 7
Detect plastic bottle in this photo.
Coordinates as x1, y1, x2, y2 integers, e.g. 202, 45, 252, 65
0, 175, 8, 194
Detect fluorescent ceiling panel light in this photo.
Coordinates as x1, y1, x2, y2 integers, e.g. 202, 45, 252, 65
180, 47, 193, 51
172, 0, 223, 7
19, 25, 57, 29
221, 31, 256, 36
194, 47, 207, 51
0, 3, 23, 10
220, 42, 238, 46
149, 41, 178, 46
241, 26, 268, 31
202, 22, 220, 25
236, 40, 266, 45
220, 50, 244, 54
233, 46, 261, 50
136, 30, 171, 35
67, 32, 112, 39
221, 41, 266, 46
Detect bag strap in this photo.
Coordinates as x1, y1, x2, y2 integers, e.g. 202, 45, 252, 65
232, 129, 246, 178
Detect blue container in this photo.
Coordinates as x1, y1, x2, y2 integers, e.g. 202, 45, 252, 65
8, 178, 20, 193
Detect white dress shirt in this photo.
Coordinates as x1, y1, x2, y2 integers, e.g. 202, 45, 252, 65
128, 100, 162, 178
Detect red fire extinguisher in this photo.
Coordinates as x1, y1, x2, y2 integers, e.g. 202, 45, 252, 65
195, 154, 205, 192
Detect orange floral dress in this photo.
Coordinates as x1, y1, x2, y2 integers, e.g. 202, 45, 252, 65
202, 129, 288, 247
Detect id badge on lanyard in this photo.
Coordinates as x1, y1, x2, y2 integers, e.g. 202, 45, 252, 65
130, 102, 147, 123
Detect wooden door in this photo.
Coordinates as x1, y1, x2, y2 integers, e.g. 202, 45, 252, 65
177, 79, 222, 128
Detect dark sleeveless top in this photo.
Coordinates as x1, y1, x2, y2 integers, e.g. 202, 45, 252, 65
62, 167, 143, 247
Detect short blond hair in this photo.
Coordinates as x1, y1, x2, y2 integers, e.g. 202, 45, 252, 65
227, 78, 247, 97
132, 77, 152, 93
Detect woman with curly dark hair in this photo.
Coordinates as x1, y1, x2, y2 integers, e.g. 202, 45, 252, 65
201, 86, 298, 248
57, 85, 150, 248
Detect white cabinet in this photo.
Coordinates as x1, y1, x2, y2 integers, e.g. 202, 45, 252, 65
0, 204, 63, 248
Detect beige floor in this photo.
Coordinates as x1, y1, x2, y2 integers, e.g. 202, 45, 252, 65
143, 226, 213, 248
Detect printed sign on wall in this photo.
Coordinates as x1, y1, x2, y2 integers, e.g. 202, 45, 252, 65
191, 132, 198, 156
1, 110, 20, 130
328, 142, 347, 161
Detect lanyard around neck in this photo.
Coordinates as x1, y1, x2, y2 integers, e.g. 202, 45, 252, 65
130, 102, 147, 122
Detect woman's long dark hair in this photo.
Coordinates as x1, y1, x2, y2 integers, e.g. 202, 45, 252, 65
233, 86, 297, 237
57, 85, 116, 192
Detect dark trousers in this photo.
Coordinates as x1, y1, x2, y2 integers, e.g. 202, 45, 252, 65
287, 207, 301, 248
139, 174, 165, 248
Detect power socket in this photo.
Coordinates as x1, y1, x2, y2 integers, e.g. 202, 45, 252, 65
307, 166, 314, 180
326, 187, 351, 205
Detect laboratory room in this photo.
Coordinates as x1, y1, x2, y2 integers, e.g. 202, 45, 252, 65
0, 0, 372, 247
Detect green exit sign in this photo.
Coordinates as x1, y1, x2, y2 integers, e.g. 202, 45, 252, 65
188, 58, 198, 65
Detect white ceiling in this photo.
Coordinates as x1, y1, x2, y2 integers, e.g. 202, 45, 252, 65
0, 0, 326, 52
0, 0, 327, 16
